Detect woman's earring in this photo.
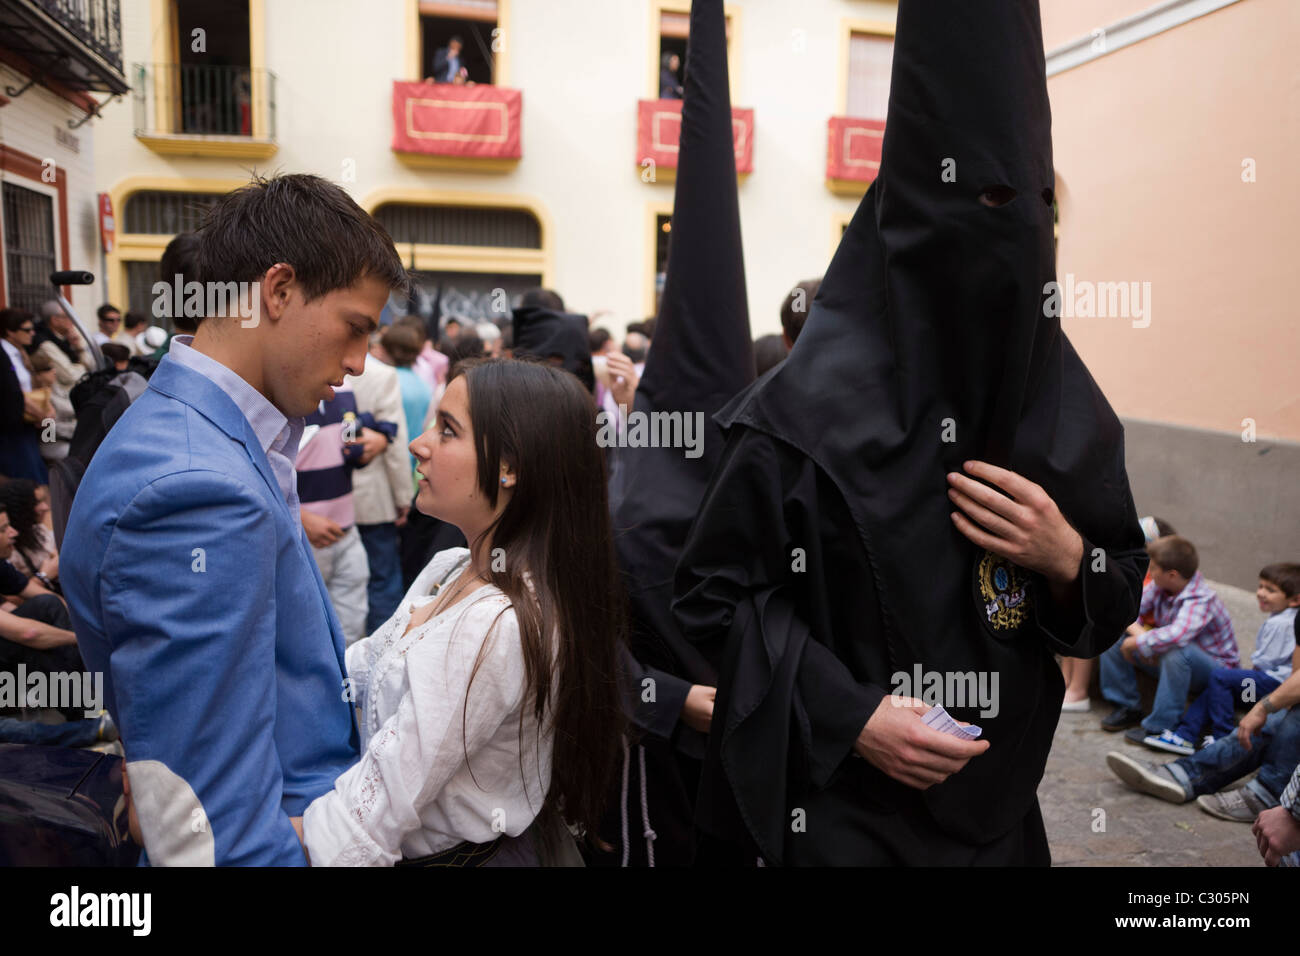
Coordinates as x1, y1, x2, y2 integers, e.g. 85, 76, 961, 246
501, 477, 507, 485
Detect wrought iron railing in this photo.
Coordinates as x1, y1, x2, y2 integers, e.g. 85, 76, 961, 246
132, 62, 276, 138
33, 0, 123, 74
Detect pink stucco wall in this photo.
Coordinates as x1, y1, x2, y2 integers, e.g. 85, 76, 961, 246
1040, 0, 1298, 441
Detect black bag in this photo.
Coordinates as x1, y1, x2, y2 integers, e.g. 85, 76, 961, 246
49, 354, 159, 550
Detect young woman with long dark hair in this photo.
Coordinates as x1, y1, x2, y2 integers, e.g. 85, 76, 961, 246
301, 356, 626, 865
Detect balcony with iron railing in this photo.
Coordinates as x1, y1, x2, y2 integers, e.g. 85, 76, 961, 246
132, 62, 277, 159
0, 0, 127, 95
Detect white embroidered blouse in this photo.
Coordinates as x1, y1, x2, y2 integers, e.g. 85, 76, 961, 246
302, 547, 553, 866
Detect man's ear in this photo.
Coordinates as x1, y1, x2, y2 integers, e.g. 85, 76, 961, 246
260, 263, 297, 324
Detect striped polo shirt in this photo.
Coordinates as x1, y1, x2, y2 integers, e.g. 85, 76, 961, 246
297, 385, 360, 531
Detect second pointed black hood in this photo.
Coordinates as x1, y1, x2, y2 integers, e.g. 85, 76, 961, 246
611, 0, 754, 685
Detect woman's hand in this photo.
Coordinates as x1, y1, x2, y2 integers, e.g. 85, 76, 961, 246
681, 684, 715, 733
947, 460, 1084, 585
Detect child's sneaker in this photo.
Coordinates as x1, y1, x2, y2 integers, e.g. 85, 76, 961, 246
1142, 729, 1195, 756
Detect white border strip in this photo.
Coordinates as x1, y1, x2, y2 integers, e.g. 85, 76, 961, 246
1046, 0, 1245, 76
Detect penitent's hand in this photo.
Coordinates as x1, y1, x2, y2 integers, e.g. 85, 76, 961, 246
681, 684, 715, 733
947, 460, 1084, 585
855, 696, 989, 790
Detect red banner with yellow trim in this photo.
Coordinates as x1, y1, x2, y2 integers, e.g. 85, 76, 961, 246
637, 99, 754, 175
392, 81, 522, 160
826, 116, 885, 184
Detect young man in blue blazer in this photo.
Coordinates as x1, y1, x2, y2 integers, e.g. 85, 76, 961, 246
62, 173, 408, 865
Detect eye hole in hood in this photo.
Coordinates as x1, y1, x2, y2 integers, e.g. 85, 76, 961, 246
979, 184, 1017, 208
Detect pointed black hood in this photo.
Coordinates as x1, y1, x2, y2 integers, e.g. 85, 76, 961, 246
612, 0, 754, 685
712, 0, 1143, 840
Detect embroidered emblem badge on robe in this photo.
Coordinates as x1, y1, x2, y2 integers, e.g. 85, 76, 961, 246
973, 549, 1031, 638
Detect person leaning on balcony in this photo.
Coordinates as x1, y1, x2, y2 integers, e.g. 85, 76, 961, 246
660, 52, 683, 99
430, 35, 470, 85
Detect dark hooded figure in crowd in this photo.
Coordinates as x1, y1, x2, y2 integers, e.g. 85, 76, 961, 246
671, 0, 1148, 865
510, 290, 594, 393
590, 0, 754, 866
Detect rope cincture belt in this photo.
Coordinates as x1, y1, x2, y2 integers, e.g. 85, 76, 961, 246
619, 737, 657, 867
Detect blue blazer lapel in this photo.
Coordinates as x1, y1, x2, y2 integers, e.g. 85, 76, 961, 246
148, 355, 354, 681
146, 357, 288, 520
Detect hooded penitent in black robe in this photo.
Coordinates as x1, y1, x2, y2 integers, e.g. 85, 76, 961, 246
671, 0, 1148, 865
590, 0, 754, 866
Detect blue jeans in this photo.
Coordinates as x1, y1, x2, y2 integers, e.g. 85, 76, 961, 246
359, 522, 404, 635
1099, 641, 1220, 733
0, 715, 101, 748
1165, 707, 1300, 803
1173, 668, 1281, 741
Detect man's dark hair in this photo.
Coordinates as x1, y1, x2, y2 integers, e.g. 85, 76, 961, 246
159, 232, 204, 334
1147, 535, 1198, 579
625, 321, 647, 338
588, 327, 611, 353
753, 333, 789, 377
123, 310, 148, 332
197, 173, 408, 311
1, 308, 36, 335
449, 35, 463, 46
518, 288, 565, 313
444, 331, 484, 372
381, 322, 423, 367
96, 303, 121, 322
101, 342, 130, 366
780, 278, 821, 346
